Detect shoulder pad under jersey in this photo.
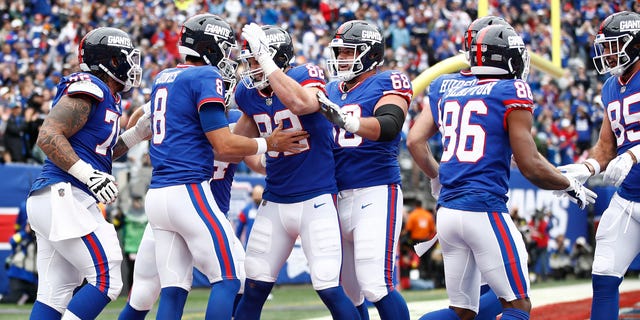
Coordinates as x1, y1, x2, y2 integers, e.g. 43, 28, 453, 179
67, 80, 105, 101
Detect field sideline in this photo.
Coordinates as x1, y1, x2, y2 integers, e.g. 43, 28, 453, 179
1, 278, 640, 319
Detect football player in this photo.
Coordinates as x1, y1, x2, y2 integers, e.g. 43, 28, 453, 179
25, 27, 146, 319
143, 14, 306, 320
317, 20, 413, 320
232, 24, 358, 320
558, 11, 640, 319
408, 25, 595, 320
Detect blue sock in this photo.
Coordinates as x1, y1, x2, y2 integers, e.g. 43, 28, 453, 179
157, 287, 189, 320
356, 303, 370, 320
30, 301, 62, 320
316, 286, 360, 320
501, 308, 529, 320
234, 279, 274, 320
233, 294, 242, 315
118, 302, 149, 320
373, 290, 410, 320
476, 287, 502, 320
419, 308, 460, 320
206, 279, 240, 319
591, 274, 623, 319
66, 283, 111, 319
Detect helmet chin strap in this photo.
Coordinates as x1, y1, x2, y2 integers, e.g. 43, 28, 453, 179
99, 63, 129, 91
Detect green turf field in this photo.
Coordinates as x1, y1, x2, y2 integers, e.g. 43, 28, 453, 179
0, 279, 590, 319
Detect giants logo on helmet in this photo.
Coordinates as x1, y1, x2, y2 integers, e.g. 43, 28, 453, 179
107, 36, 132, 48
266, 33, 287, 45
361, 30, 382, 42
508, 35, 524, 47
620, 20, 640, 31
205, 23, 231, 38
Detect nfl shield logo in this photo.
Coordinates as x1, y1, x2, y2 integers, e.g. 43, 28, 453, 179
58, 188, 65, 197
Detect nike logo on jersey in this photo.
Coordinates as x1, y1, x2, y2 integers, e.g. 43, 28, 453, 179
361, 203, 373, 209
314, 203, 326, 208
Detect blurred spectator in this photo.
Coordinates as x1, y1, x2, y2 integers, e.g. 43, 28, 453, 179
571, 236, 593, 279
120, 195, 147, 295
0, 216, 37, 305
548, 234, 572, 280
403, 199, 436, 282
3, 104, 27, 163
529, 209, 551, 283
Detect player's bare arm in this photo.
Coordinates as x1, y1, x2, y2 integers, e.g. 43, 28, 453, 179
507, 108, 570, 190
114, 103, 151, 159
244, 154, 266, 175
214, 113, 261, 163
355, 94, 408, 141
406, 99, 439, 179
267, 69, 324, 116
36, 94, 92, 171
588, 112, 619, 172
207, 122, 309, 156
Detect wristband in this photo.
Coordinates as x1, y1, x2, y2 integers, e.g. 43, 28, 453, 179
584, 158, 600, 175
257, 55, 279, 77
68, 159, 93, 184
120, 127, 142, 148
254, 137, 267, 155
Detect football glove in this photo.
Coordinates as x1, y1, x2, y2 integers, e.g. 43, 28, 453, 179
120, 111, 152, 148
603, 152, 633, 187
241, 23, 278, 77
430, 175, 441, 201
561, 177, 597, 210
557, 163, 592, 185
316, 91, 360, 133
68, 160, 119, 204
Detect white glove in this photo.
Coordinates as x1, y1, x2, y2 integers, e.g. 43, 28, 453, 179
561, 177, 597, 210
120, 112, 152, 148
241, 23, 278, 77
316, 91, 360, 133
557, 163, 592, 185
430, 175, 441, 200
68, 160, 119, 204
603, 152, 634, 187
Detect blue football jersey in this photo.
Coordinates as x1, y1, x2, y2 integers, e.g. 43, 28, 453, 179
600, 74, 640, 202
148, 64, 229, 188
235, 64, 336, 203
428, 70, 477, 118
210, 109, 243, 214
325, 70, 413, 191
30, 72, 122, 196
436, 79, 534, 212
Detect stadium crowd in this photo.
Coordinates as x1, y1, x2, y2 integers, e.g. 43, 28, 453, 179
0, 0, 632, 302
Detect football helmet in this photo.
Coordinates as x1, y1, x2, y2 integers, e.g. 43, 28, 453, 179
78, 27, 142, 92
238, 25, 294, 90
593, 11, 640, 75
179, 14, 238, 83
463, 15, 510, 61
469, 25, 529, 80
326, 20, 384, 81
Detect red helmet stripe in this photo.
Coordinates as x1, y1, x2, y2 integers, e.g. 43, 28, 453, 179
475, 27, 490, 67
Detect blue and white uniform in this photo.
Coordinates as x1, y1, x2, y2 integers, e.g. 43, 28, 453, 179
431, 78, 533, 312
325, 70, 413, 304
145, 64, 243, 299
591, 72, 640, 302
26, 72, 124, 315
234, 64, 343, 290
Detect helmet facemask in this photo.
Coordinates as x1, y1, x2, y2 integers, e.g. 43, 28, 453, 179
593, 33, 638, 75
327, 40, 374, 81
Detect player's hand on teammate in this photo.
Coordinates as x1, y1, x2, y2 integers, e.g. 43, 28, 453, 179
316, 91, 360, 133
603, 152, 634, 187
560, 177, 597, 210
557, 163, 593, 184
265, 122, 309, 154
